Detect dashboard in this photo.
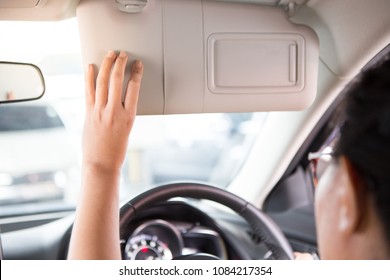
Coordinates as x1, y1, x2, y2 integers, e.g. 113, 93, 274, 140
1, 199, 316, 260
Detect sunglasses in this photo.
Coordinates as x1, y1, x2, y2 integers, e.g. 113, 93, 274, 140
308, 151, 334, 188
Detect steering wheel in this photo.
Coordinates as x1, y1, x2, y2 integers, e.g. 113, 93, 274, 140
119, 182, 294, 260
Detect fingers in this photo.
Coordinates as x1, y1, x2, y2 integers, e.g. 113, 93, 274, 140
108, 51, 128, 107
294, 252, 315, 260
124, 60, 144, 113
95, 50, 117, 108
88, 51, 143, 113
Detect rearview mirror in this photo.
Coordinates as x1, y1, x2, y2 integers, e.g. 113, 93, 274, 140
0, 62, 45, 104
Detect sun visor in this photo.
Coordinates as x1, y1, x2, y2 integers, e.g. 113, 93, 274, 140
77, 0, 319, 114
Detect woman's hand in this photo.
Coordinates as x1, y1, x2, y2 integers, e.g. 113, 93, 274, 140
82, 50, 144, 173
68, 51, 143, 259
294, 252, 316, 260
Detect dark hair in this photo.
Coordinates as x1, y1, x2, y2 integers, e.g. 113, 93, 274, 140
333, 57, 390, 244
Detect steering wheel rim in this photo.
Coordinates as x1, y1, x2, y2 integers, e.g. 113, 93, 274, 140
120, 182, 294, 260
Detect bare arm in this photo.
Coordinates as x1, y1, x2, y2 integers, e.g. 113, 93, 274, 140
67, 51, 144, 259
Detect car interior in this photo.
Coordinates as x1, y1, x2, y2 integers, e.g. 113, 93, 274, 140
0, 0, 389, 260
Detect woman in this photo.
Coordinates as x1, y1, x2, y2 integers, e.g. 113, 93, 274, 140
68, 50, 390, 259
311, 57, 390, 259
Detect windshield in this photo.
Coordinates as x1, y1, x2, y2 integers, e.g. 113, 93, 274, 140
0, 19, 268, 215
0, 105, 64, 131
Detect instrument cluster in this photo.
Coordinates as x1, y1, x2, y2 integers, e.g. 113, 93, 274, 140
123, 219, 227, 260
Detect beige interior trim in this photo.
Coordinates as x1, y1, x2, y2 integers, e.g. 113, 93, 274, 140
77, 0, 319, 114
0, 0, 78, 21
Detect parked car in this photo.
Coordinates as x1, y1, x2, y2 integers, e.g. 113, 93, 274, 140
0, 102, 78, 205
0, 0, 389, 261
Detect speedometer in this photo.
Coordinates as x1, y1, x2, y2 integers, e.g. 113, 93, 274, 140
125, 234, 173, 260
124, 219, 184, 260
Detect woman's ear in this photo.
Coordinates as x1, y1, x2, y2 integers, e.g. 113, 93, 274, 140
337, 156, 367, 235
